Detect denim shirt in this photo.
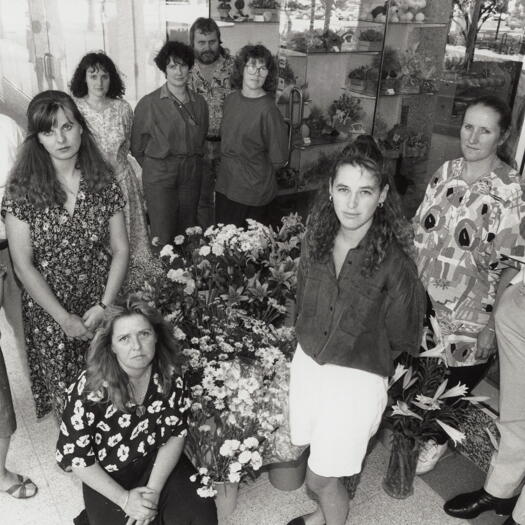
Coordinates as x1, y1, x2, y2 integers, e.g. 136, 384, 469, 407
295, 236, 425, 377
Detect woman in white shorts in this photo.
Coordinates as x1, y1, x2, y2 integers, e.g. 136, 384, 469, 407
288, 136, 425, 525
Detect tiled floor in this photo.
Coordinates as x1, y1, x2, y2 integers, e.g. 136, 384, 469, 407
0, 255, 506, 525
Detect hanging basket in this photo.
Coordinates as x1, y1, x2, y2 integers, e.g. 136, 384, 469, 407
382, 432, 420, 499
213, 481, 239, 517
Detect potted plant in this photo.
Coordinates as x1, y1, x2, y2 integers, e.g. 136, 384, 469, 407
357, 28, 383, 51
218, 1, 232, 19
379, 123, 408, 159
398, 44, 435, 94
404, 132, 430, 159
365, 67, 380, 94
328, 91, 363, 135
382, 317, 484, 499
373, 47, 400, 94
249, 0, 279, 20
305, 105, 328, 138
348, 66, 368, 91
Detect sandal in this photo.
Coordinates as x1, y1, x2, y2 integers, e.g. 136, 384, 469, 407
3, 474, 38, 499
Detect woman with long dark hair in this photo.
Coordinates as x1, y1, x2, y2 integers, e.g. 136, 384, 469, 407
413, 95, 525, 474
71, 52, 158, 289
1, 90, 129, 419
288, 136, 425, 525
56, 295, 217, 525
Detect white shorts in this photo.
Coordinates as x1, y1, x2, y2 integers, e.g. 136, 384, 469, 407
289, 344, 388, 478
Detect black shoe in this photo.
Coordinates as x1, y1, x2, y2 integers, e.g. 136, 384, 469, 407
286, 518, 326, 525
502, 517, 519, 525
444, 488, 518, 519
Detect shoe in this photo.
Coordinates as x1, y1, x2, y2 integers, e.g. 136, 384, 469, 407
503, 517, 519, 525
444, 488, 518, 519
416, 440, 448, 475
2, 474, 38, 499
286, 518, 326, 525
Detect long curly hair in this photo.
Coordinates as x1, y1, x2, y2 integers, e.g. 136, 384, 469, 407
306, 135, 415, 276
85, 294, 183, 412
70, 52, 125, 99
230, 44, 278, 93
7, 90, 113, 208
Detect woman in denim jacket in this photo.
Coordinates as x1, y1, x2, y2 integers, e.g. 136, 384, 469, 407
287, 136, 425, 525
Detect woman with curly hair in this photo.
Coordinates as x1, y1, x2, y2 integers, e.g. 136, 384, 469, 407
131, 41, 208, 247
287, 136, 425, 525
57, 295, 217, 525
71, 52, 159, 290
1, 90, 129, 419
215, 44, 288, 227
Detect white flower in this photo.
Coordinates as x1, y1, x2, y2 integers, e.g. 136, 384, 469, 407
173, 326, 186, 340
238, 450, 252, 464
63, 443, 75, 455
440, 382, 469, 400
106, 464, 118, 472
388, 363, 409, 389
174, 235, 185, 245
436, 419, 465, 446
391, 401, 422, 421
105, 405, 117, 419
198, 424, 211, 432
199, 245, 211, 257
85, 412, 95, 425
197, 486, 216, 498
165, 415, 179, 426
199, 467, 209, 475
159, 244, 175, 259
189, 474, 197, 482
98, 448, 107, 461
211, 244, 225, 256
229, 461, 242, 473
148, 401, 163, 414
251, 451, 262, 470
60, 422, 70, 436
243, 437, 259, 449
228, 472, 241, 483
219, 439, 241, 457
138, 441, 145, 454
71, 415, 84, 431
97, 421, 110, 432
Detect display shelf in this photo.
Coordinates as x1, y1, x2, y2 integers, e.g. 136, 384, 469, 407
358, 19, 447, 28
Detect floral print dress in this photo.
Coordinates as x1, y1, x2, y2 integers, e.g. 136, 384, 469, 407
1, 180, 124, 418
413, 157, 525, 367
75, 97, 160, 290
56, 368, 189, 473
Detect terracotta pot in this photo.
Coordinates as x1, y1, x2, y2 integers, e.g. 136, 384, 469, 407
267, 448, 308, 491
214, 481, 239, 517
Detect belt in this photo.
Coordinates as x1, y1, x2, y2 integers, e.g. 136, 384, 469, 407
206, 136, 221, 142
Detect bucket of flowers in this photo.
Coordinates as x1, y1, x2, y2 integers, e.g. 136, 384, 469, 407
382, 316, 488, 499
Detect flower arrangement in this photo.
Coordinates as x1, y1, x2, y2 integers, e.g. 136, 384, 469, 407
183, 309, 296, 496
404, 132, 430, 158
141, 218, 306, 498
348, 66, 369, 90
384, 316, 487, 446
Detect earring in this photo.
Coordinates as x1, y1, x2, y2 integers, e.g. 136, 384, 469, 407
329, 195, 333, 202
378, 202, 384, 208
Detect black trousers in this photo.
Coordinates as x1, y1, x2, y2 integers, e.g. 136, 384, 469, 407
83, 453, 217, 525
215, 191, 270, 228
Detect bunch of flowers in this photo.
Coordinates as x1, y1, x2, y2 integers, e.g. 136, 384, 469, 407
156, 216, 304, 328
384, 316, 488, 447
182, 308, 296, 496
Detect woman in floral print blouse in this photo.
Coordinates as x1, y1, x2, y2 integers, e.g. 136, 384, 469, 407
56, 295, 217, 525
2, 90, 129, 419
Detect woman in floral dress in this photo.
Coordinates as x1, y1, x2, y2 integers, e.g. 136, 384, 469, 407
413, 95, 525, 473
71, 52, 159, 289
2, 91, 129, 418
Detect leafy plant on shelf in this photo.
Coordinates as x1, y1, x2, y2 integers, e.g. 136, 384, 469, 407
305, 105, 329, 137
358, 28, 383, 41
328, 91, 363, 127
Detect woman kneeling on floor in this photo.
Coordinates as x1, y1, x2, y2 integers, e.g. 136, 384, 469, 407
56, 295, 217, 525
288, 136, 425, 525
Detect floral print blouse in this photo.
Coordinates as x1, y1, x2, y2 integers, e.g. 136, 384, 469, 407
413, 157, 525, 366
56, 369, 190, 473
188, 54, 234, 137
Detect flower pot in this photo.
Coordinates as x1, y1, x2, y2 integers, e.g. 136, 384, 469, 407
214, 481, 239, 517
268, 448, 308, 491
382, 432, 420, 499
398, 75, 420, 94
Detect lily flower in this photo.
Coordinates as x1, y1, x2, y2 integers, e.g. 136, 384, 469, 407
436, 419, 465, 445
413, 394, 441, 411
440, 383, 469, 399
391, 401, 423, 421
388, 363, 408, 389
